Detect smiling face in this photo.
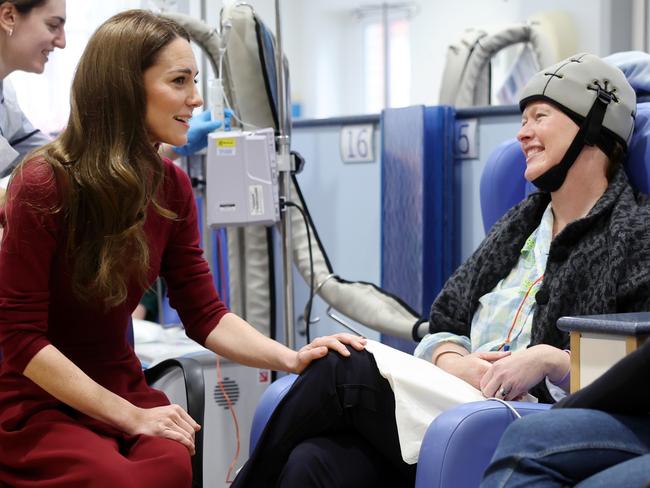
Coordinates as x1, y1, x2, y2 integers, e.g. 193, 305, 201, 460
1, 0, 66, 75
143, 36, 202, 147
517, 101, 580, 182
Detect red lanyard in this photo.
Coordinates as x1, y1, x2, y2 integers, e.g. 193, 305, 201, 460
498, 274, 545, 352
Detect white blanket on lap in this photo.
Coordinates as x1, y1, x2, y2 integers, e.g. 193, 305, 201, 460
365, 340, 535, 464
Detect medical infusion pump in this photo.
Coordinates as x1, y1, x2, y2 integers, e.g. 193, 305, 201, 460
206, 128, 280, 227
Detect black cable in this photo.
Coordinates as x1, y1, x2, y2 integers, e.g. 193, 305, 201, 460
283, 200, 314, 343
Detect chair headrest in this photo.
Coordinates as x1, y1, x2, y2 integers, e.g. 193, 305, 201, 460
604, 51, 650, 100
624, 102, 650, 193
479, 139, 527, 233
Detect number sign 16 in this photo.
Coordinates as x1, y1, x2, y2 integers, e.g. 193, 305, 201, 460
340, 124, 375, 163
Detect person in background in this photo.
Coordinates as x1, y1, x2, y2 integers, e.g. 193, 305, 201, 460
0, 10, 364, 487
0, 0, 65, 189
132, 283, 161, 322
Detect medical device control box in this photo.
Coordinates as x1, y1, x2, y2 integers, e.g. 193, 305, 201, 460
206, 129, 280, 227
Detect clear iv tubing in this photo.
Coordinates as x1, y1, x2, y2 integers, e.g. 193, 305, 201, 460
210, 78, 225, 123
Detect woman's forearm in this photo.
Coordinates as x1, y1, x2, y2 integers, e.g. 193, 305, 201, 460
204, 313, 296, 372
542, 345, 571, 390
431, 342, 471, 368
23, 345, 140, 432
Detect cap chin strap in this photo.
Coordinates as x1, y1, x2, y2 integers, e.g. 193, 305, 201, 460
532, 90, 613, 192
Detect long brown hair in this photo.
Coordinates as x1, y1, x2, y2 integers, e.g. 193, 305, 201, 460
39, 10, 190, 307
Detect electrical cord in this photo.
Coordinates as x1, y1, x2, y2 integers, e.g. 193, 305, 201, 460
485, 397, 522, 418
215, 354, 241, 483
283, 200, 315, 342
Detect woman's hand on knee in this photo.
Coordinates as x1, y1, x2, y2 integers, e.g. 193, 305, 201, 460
291, 333, 367, 374
126, 404, 201, 455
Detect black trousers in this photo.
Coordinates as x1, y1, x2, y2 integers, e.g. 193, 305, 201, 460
232, 349, 417, 487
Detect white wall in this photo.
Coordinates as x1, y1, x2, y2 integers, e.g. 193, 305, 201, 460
241, 0, 625, 119
12, 0, 633, 128
234, 0, 365, 119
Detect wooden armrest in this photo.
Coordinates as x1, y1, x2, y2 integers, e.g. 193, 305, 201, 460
557, 312, 650, 392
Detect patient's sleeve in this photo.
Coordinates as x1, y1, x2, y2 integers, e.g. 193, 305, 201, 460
413, 332, 471, 362
0, 160, 60, 373
159, 161, 229, 346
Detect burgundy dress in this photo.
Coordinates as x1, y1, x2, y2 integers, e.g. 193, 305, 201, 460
0, 158, 228, 487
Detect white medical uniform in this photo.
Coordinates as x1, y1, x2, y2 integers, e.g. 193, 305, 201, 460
0, 79, 50, 187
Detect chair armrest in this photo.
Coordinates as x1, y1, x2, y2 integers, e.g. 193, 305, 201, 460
415, 401, 551, 488
558, 312, 650, 392
145, 357, 205, 488
557, 311, 650, 336
249, 374, 298, 453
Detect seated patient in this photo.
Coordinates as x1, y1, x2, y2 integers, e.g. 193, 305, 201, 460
482, 339, 650, 487
231, 53, 650, 488
0, 9, 363, 488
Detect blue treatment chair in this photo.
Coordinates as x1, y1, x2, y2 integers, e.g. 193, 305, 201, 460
415, 100, 650, 487
248, 101, 650, 487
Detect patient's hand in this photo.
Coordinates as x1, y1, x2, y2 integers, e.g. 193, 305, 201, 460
437, 351, 510, 390
479, 345, 568, 400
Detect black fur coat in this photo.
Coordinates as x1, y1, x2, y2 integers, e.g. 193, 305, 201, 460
429, 167, 650, 403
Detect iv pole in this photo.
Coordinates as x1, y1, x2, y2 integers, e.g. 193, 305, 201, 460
274, 0, 295, 349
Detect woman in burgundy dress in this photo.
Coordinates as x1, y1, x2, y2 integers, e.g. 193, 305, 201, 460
0, 9, 364, 487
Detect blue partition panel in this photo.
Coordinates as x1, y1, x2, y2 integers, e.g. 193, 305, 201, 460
381, 105, 457, 352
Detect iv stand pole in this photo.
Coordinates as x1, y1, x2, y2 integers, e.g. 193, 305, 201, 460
275, 0, 295, 349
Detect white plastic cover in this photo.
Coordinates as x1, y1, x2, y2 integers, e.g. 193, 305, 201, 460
439, 24, 555, 107
289, 177, 425, 341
